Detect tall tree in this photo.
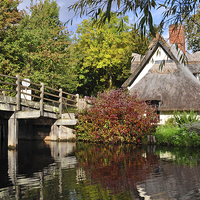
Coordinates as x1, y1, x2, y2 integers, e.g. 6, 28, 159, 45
0, 0, 23, 75
0, 0, 23, 36
74, 13, 151, 96
69, 0, 199, 36
1, 0, 78, 92
185, 6, 200, 53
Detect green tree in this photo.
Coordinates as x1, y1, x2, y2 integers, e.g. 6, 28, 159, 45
0, 0, 23, 74
0, 0, 78, 93
185, 6, 200, 53
17, 0, 78, 92
74, 13, 150, 96
129, 24, 155, 56
69, 0, 199, 36
0, 0, 23, 35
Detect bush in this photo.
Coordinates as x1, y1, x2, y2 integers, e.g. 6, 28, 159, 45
75, 89, 158, 143
181, 121, 200, 136
154, 124, 200, 147
173, 110, 199, 127
165, 117, 176, 126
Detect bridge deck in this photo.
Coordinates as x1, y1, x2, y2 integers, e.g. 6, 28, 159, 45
0, 73, 79, 147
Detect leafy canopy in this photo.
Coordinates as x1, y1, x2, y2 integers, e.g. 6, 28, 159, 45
0, 0, 78, 93
185, 6, 200, 53
0, 0, 23, 35
74, 12, 151, 96
69, 0, 200, 36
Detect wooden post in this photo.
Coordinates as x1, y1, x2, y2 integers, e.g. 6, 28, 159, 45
147, 135, 151, 143
8, 149, 18, 184
40, 83, 44, 116
59, 163, 62, 194
39, 171, 44, 200
59, 88, 62, 116
76, 94, 79, 109
16, 74, 21, 111
8, 113, 18, 148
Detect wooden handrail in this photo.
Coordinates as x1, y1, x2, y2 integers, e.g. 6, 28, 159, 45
21, 92, 41, 99
43, 91, 59, 99
0, 73, 79, 115
0, 74, 17, 79
20, 85, 41, 93
44, 85, 60, 92
62, 90, 77, 98
0, 81, 17, 86
20, 78, 41, 87
0, 88, 16, 93
62, 96, 77, 103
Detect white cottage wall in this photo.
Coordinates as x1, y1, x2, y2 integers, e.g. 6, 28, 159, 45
159, 111, 200, 125
128, 47, 169, 90
159, 111, 174, 124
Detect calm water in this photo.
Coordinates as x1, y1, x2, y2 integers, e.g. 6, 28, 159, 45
1, 140, 200, 200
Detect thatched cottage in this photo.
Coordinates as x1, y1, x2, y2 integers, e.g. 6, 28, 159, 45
122, 25, 200, 124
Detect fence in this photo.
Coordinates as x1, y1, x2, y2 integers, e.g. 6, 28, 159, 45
0, 74, 78, 115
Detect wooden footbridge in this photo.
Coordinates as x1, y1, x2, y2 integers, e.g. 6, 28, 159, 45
0, 74, 82, 148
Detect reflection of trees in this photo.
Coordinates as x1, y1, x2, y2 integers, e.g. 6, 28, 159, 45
3, 142, 200, 199
75, 143, 159, 195
156, 146, 200, 166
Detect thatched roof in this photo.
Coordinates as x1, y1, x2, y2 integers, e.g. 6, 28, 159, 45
130, 53, 142, 74
122, 33, 181, 88
186, 52, 200, 73
123, 33, 200, 111
129, 62, 200, 111
187, 51, 200, 61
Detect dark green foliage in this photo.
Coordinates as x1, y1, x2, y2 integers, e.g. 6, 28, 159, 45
75, 89, 157, 143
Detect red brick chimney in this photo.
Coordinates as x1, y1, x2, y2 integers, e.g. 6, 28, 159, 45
169, 24, 185, 54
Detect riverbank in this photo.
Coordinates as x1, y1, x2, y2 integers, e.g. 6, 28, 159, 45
152, 121, 200, 147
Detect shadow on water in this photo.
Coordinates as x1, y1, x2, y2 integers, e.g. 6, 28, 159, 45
17, 140, 54, 176
0, 140, 55, 189
0, 139, 11, 189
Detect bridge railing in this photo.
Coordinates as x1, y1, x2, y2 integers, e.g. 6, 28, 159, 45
0, 74, 78, 115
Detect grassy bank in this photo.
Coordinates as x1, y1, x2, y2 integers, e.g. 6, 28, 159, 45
152, 123, 200, 146
152, 110, 200, 147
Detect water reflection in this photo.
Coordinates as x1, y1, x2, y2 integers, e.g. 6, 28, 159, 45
1, 141, 200, 199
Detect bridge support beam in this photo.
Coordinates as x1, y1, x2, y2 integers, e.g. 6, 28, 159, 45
8, 113, 18, 148
45, 122, 76, 141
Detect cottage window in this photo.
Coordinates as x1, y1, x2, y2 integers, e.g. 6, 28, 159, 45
194, 73, 200, 80
146, 100, 161, 121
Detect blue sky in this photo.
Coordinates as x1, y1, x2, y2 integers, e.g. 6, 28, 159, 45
18, 0, 170, 38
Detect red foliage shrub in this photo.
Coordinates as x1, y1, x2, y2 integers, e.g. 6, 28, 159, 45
75, 89, 157, 143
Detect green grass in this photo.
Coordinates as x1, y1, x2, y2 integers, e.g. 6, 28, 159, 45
153, 123, 200, 147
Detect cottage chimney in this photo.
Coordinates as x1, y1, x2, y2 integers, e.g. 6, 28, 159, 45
169, 24, 185, 54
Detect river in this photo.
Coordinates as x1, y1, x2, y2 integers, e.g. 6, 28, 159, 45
1, 140, 200, 199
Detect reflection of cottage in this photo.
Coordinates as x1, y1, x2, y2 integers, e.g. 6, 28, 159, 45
136, 160, 200, 200
122, 25, 200, 124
